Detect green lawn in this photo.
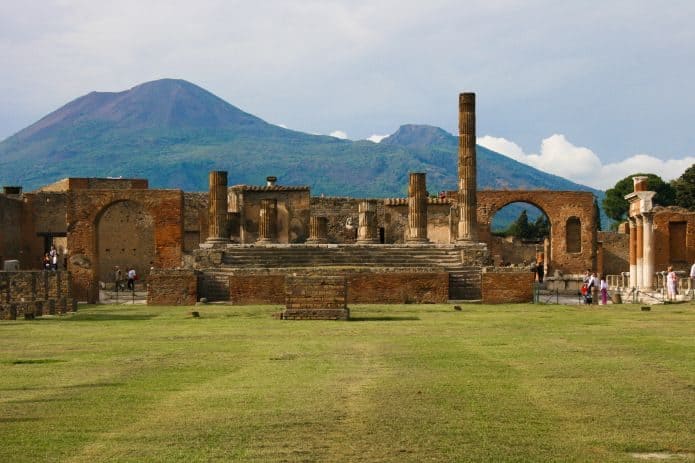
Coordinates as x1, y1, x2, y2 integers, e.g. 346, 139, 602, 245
1, 303, 693, 462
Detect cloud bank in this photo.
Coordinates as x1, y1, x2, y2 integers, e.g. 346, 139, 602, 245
478, 134, 695, 190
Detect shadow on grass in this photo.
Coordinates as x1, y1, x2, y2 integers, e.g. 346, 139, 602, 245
349, 316, 420, 322
63, 313, 157, 322
0, 417, 40, 423
0, 382, 124, 392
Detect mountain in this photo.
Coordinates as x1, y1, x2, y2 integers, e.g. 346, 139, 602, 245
0, 79, 604, 209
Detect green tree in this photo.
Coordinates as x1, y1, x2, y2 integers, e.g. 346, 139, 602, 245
533, 214, 550, 239
507, 209, 531, 239
602, 173, 676, 225
672, 163, 695, 211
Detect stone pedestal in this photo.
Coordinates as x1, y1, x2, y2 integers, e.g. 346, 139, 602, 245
457, 92, 478, 242
306, 216, 328, 244
407, 172, 429, 243
257, 198, 277, 244
205, 171, 230, 245
357, 200, 379, 244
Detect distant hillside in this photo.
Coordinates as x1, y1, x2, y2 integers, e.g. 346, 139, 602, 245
0, 79, 604, 221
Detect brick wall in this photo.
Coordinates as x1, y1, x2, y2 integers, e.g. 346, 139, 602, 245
652, 206, 695, 272
0, 271, 76, 319
598, 231, 629, 275
223, 270, 449, 305
481, 268, 534, 304
0, 195, 22, 264
282, 275, 349, 320
147, 269, 198, 305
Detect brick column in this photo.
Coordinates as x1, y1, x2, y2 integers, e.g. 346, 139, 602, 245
258, 198, 277, 244
306, 216, 328, 244
635, 215, 643, 288
457, 92, 478, 242
205, 171, 230, 245
407, 172, 429, 243
357, 200, 379, 244
628, 218, 637, 288
642, 212, 655, 289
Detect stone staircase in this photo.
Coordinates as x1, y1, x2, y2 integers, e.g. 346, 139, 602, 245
196, 245, 483, 301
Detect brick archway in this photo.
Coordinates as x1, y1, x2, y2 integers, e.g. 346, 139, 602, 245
67, 190, 183, 302
477, 191, 596, 274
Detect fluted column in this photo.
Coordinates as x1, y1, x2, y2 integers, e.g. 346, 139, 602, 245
635, 216, 643, 288
306, 216, 328, 244
205, 171, 230, 245
407, 172, 429, 243
357, 200, 379, 244
642, 212, 655, 289
257, 198, 277, 244
628, 218, 637, 288
457, 92, 478, 242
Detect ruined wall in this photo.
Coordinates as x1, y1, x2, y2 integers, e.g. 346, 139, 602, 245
67, 189, 183, 302
0, 271, 76, 319
234, 187, 310, 243
282, 275, 349, 320
310, 197, 360, 243
220, 269, 448, 305
652, 206, 695, 272
477, 191, 596, 274
481, 268, 534, 303
488, 235, 540, 266
96, 200, 155, 283
147, 269, 198, 305
598, 231, 629, 276
0, 195, 23, 265
382, 198, 452, 244
183, 193, 208, 251
38, 178, 148, 191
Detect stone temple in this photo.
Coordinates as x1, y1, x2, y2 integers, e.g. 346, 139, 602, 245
1, 93, 693, 317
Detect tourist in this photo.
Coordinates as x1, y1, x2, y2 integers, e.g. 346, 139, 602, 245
114, 266, 123, 291
127, 268, 137, 291
536, 259, 544, 283
666, 266, 677, 301
600, 275, 608, 305
690, 260, 695, 285
43, 253, 51, 270
49, 246, 58, 270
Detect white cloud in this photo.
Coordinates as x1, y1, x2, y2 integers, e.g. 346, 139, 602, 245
329, 130, 348, 139
478, 134, 695, 190
366, 134, 388, 143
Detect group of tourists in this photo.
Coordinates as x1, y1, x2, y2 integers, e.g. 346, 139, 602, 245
42, 246, 59, 271
666, 262, 695, 301
113, 266, 138, 291
580, 269, 609, 305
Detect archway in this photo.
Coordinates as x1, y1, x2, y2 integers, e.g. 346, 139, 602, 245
489, 201, 550, 268
96, 200, 154, 285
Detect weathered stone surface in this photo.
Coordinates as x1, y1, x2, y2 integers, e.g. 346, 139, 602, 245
282, 275, 349, 320
0, 271, 73, 319
481, 268, 534, 303
147, 269, 198, 305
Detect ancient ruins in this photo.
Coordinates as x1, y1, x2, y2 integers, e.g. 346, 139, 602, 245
1, 93, 694, 318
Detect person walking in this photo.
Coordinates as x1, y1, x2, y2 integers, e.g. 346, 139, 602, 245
127, 268, 137, 291
600, 275, 608, 305
114, 266, 123, 291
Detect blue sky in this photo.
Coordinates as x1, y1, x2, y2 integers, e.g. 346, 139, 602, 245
1, 0, 694, 189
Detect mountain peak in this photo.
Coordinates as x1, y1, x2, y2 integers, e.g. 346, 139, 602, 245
380, 124, 454, 149
14, 78, 266, 142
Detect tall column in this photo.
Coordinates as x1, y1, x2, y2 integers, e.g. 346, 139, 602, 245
205, 171, 230, 245
635, 216, 643, 288
306, 216, 328, 244
457, 92, 478, 242
257, 198, 277, 244
357, 200, 379, 244
407, 173, 429, 243
642, 212, 655, 289
628, 219, 637, 288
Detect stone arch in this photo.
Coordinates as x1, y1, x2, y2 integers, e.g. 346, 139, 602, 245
96, 199, 155, 284
488, 200, 550, 266
67, 189, 183, 302
477, 190, 596, 273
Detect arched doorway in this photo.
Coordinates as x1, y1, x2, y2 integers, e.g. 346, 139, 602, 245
489, 201, 551, 270
96, 200, 154, 285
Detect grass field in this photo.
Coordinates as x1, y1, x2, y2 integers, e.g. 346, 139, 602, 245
1, 303, 693, 462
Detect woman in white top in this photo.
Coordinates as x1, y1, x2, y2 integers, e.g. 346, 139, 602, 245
600, 276, 608, 305
666, 266, 678, 301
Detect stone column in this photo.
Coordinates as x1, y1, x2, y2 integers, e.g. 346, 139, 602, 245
642, 212, 655, 289
407, 172, 429, 243
635, 215, 643, 289
205, 171, 230, 245
457, 92, 478, 242
357, 200, 379, 244
306, 216, 328, 244
628, 218, 637, 288
257, 198, 277, 244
